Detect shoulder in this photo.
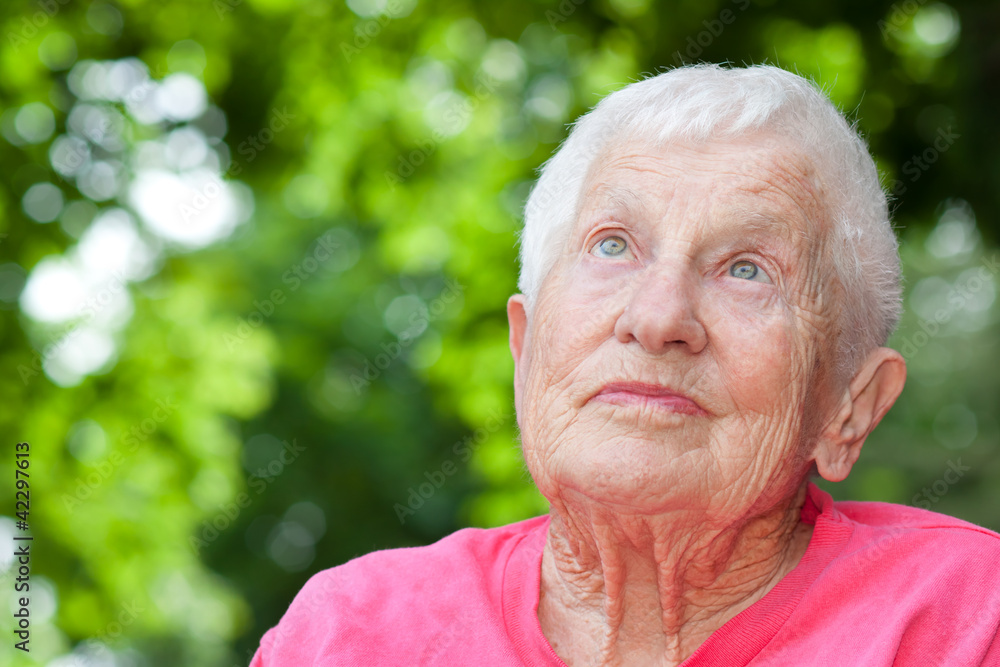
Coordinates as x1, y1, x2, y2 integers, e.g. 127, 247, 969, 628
252, 515, 549, 665
825, 496, 1000, 609
297, 514, 548, 610
808, 481, 1000, 562
812, 499, 1000, 663
767, 488, 1000, 664
832, 496, 1000, 552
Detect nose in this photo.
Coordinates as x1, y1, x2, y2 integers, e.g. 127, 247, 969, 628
614, 262, 707, 354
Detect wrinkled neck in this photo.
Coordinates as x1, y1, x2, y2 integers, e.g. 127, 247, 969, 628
538, 482, 813, 666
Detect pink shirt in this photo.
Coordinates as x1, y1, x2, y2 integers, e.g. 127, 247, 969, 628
251, 483, 1000, 665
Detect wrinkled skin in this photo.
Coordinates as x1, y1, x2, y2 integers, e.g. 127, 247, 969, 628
507, 132, 907, 666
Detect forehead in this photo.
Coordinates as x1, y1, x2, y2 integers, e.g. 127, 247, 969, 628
576, 133, 831, 240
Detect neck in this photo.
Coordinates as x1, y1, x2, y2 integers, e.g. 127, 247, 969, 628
538, 482, 813, 667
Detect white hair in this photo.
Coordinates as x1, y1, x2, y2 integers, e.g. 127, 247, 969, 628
516, 63, 902, 381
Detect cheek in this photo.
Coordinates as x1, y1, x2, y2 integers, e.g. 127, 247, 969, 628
705, 293, 801, 413
531, 269, 623, 382
519, 271, 627, 470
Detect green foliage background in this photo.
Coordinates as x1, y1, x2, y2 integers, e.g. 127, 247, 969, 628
0, 0, 996, 664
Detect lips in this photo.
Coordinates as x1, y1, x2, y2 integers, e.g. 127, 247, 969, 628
591, 381, 708, 416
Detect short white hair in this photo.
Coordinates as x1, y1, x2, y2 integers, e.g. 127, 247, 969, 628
516, 63, 902, 381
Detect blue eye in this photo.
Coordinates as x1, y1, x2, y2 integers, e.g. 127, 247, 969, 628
730, 260, 768, 282
594, 236, 628, 257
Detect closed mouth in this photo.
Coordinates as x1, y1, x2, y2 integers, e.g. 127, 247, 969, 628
591, 381, 708, 416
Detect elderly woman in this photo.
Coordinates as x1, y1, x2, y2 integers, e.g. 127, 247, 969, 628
251, 64, 1000, 666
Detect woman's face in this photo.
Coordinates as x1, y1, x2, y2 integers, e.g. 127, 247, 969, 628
509, 133, 846, 524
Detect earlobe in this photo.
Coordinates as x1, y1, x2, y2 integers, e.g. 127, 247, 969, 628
813, 347, 907, 483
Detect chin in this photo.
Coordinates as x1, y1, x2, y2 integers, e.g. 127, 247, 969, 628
541, 443, 712, 513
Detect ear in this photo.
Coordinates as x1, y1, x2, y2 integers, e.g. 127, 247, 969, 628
813, 347, 907, 483
507, 294, 529, 418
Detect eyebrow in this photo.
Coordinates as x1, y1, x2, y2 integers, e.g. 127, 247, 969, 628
593, 185, 646, 215
587, 185, 805, 242
728, 208, 809, 245
731, 209, 789, 230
